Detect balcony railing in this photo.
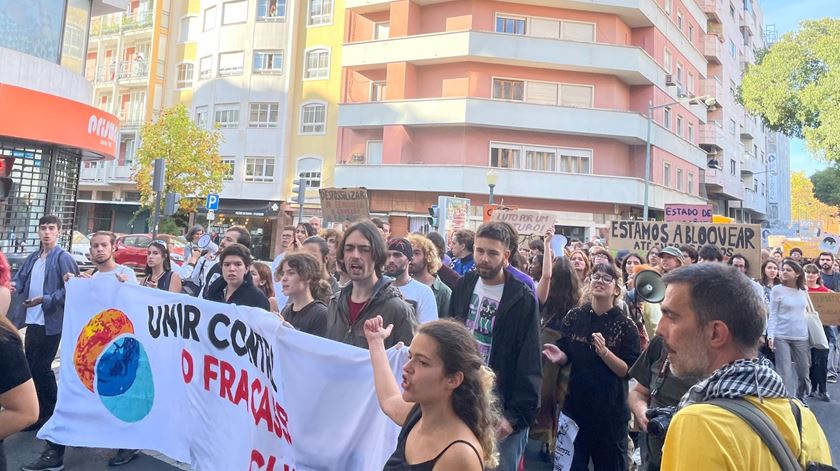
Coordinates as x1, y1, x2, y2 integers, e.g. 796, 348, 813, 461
703, 35, 724, 64
741, 118, 756, 139
117, 61, 149, 80
701, 0, 724, 23
702, 76, 724, 104
118, 111, 145, 128
699, 123, 726, 150
90, 10, 154, 37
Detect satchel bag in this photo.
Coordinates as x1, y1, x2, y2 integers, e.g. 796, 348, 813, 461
806, 294, 829, 350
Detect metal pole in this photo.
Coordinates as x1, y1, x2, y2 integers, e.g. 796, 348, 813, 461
643, 101, 652, 220
298, 201, 305, 224
152, 190, 162, 238
151, 158, 166, 238
489, 184, 495, 204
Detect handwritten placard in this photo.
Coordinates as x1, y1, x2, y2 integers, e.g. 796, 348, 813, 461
664, 204, 714, 223
491, 210, 555, 235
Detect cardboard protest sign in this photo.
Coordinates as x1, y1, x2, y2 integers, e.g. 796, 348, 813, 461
41, 278, 404, 471
438, 196, 470, 244
782, 239, 821, 259
664, 204, 713, 222
319, 187, 370, 224
491, 209, 555, 235
609, 221, 761, 278
809, 292, 840, 326
819, 234, 840, 255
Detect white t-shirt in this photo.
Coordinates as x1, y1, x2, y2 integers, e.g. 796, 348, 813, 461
92, 265, 138, 284
271, 252, 286, 275
26, 258, 46, 325
397, 279, 438, 324
465, 278, 505, 364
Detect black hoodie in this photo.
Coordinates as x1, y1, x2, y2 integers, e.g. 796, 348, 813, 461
205, 271, 271, 311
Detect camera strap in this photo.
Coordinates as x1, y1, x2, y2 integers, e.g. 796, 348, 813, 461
706, 398, 801, 471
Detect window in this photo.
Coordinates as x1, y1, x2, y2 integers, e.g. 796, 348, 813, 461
176, 63, 194, 88
688, 24, 694, 43
195, 106, 208, 128
300, 102, 326, 134
297, 157, 322, 188
244, 157, 275, 182
730, 2, 736, 18
374, 22, 390, 40
730, 158, 736, 176
179, 16, 197, 42
560, 84, 593, 108
664, 49, 672, 73
676, 168, 683, 190
257, 0, 286, 20
677, 13, 683, 30
253, 51, 283, 74
526, 82, 558, 105
222, 1, 248, 25
490, 144, 521, 169
688, 122, 694, 141
218, 51, 244, 76
524, 147, 557, 171
370, 80, 387, 101
687, 72, 695, 94
304, 48, 329, 79
665, 0, 672, 14
221, 158, 235, 181
560, 21, 595, 42
308, 0, 333, 26
249, 103, 279, 128
676, 63, 684, 85
664, 107, 672, 128
663, 162, 671, 187
493, 79, 525, 101
559, 150, 591, 174
729, 39, 736, 58
199, 55, 213, 79
214, 104, 239, 128
120, 136, 136, 165
676, 115, 683, 136
729, 118, 737, 135
203, 6, 216, 31
366, 141, 383, 165
495, 15, 526, 35
688, 173, 694, 193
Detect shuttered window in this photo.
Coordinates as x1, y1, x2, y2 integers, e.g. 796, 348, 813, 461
561, 21, 595, 42
525, 82, 558, 105
529, 18, 560, 38
560, 84, 593, 108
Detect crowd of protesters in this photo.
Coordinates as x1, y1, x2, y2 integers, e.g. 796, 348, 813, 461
0, 214, 835, 471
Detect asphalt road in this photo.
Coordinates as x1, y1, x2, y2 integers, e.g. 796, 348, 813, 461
5, 381, 838, 470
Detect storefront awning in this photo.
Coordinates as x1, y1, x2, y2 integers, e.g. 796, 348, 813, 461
0, 83, 120, 161
196, 199, 283, 218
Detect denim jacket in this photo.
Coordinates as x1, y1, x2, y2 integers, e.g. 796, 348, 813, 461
9, 246, 79, 335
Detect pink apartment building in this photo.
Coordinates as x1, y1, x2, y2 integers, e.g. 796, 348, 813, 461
335, 0, 770, 237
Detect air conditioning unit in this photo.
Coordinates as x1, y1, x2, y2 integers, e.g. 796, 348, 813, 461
665, 74, 676, 86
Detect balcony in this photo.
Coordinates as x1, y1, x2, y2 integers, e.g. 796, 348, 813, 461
95, 65, 117, 83
117, 61, 149, 82
704, 168, 744, 200
80, 161, 136, 184
699, 123, 726, 150
743, 189, 766, 214
701, 0, 724, 23
703, 35, 724, 64
118, 111, 145, 129
344, 31, 665, 87
740, 119, 755, 139
702, 77, 724, 108
339, 98, 708, 167
334, 164, 707, 208
90, 10, 153, 37
740, 13, 755, 37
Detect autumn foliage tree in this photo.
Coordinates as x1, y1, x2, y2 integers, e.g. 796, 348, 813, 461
135, 105, 225, 212
741, 19, 840, 162
791, 171, 839, 233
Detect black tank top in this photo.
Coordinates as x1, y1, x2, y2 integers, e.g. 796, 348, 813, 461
143, 270, 173, 292
383, 405, 484, 471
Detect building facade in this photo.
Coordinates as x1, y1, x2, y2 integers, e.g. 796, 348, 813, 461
0, 0, 124, 254
76, 0, 170, 233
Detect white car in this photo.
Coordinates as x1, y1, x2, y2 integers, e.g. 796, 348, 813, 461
70, 231, 92, 267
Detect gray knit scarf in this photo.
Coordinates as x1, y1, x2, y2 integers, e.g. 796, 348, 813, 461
678, 357, 789, 409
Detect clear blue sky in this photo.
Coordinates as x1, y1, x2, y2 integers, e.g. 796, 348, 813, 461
759, 0, 839, 175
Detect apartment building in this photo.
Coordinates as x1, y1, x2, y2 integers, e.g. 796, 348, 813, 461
77, 0, 170, 233
700, 0, 772, 223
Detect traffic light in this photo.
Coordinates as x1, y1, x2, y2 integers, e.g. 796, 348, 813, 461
163, 192, 180, 216
292, 178, 307, 205
427, 205, 439, 228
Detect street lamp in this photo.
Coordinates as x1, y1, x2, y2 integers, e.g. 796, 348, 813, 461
486, 169, 498, 204
643, 95, 717, 220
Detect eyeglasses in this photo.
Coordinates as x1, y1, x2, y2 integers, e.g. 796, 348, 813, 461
590, 273, 615, 283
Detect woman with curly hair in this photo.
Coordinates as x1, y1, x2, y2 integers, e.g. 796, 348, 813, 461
366, 316, 499, 470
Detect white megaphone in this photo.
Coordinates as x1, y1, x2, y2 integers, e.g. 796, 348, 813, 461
196, 234, 212, 249
635, 269, 665, 304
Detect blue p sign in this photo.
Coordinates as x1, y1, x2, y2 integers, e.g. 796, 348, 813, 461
206, 194, 219, 210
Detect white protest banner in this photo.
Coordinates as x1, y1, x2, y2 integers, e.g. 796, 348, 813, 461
609, 220, 761, 279
319, 187, 370, 224
39, 278, 405, 471
491, 209, 555, 235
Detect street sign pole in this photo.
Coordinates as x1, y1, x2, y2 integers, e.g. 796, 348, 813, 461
151, 158, 165, 238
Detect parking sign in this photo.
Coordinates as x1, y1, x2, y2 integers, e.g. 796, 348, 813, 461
206, 194, 219, 210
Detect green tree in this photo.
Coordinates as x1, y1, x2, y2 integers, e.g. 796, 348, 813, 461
810, 167, 840, 207
741, 19, 840, 161
135, 105, 225, 212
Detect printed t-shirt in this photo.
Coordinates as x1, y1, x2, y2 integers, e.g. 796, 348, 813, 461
465, 278, 504, 365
